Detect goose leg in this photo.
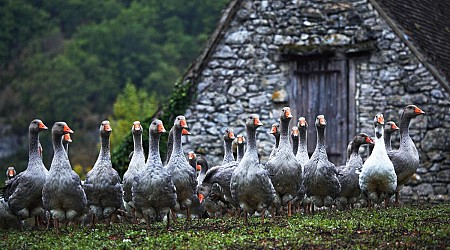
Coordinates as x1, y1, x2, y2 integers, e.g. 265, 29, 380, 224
395, 191, 400, 207
244, 212, 248, 226
288, 201, 292, 217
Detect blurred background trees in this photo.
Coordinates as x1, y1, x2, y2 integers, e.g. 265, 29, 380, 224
0, 0, 229, 181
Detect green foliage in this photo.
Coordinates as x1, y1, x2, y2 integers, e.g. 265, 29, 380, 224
0, 0, 229, 170
109, 82, 158, 150
1, 204, 449, 248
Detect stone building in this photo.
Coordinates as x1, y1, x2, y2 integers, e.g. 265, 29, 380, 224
177, 0, 450, 203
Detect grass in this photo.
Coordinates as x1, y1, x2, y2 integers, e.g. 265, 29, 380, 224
1, 203, 449, 249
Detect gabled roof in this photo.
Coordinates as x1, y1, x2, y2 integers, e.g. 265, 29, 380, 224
371, 0, 450, 93
184, 0, 450, 93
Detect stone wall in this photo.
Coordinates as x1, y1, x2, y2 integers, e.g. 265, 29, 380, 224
181, 0, 450, 203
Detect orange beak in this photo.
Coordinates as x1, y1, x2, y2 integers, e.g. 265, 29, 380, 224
196, 164, 201, 171
377, 115, 384, 124
64, 133, 72, 142
157, 123, 166, 133
391, 123, 399, 130
7, 169, 15, 177
319, 117, 326, 125
270, 126, 277, 134
285, 108, 293, 118
63, 125, 74, 134
182, 128, 191, 135
198, 193, 204, 203
180, 119, 188, 128
133, 122, 141, 130
104, 124, 112, 132
254, 118, 263, 126
365, 136, 374, 145
414, 106, 425, 115
38, 122, 48, 130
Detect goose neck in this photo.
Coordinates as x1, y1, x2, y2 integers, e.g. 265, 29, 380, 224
315, 126, 326, 154
172, 127, 183, 155
133, 133, 144, 153
52, 133, 66, 157
29, 131, 41, 159
246, 127, 257, 153
399, 116, 412, 143
99, 135, 111, 162
148, 132, 161, 163
223, 140, 234, 162
299, 130, 308, 152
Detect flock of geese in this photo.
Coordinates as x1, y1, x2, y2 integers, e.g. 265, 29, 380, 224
0, 104, 425, 231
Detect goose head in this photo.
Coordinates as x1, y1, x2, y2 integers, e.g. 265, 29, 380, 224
298, 117, 308, 131
402, 105, 425, 120
223, 128, 236, 142
52, 122, 74, 137
132, 121, 143, 136
270, 123, 280, 136
373, 114, 384, 139
281, 107, 293, 122
174, 115, 190, 134
149, 119, 166, 135
100, 120, 112, 137
246, 114, 263, 130
291, 126, 299, 138
237, 134, 246, 145
353, 133, 374, 147
6, 166, 16, 179
315, 115, 326, 129
30, 119, 48, 133
385, 121, 399, 134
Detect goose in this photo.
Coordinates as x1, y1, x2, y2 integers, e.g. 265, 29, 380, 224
236, 135, 246, 162
291, 126, 299, 155
359, 114, 397, 209
222, 128, 236, 165
3, 119, 48, 228
388, 105, 425, 205
265, 107, 302, 216
384, 121, 399, 152
5, 166, 16, 180
62, 133, 72, 154
302, 115, 341, 211
42, 122, 86, 230
188, 151, 201, 178
132, 119, 177, 230
230, 114, 276, 225
83, 121, 123, 226
268, 123, 280, 160
0, 198, 21, 229
165, 115, 196, 222
123, 121, 146, 216
336, 133, 374, 210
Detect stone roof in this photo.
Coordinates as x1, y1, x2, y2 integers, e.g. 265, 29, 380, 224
184, 0, 450, 93
371, 0, 450, 93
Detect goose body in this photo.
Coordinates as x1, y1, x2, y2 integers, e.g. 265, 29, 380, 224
302, 115, 341, 208
265, 107, 302, 215
83, 121, 123, 223
123, 121, 146, 210
132, 119, 177, 227
165, 116, 196, 218
42, 122, 86, 225
336, 133, 374, 209
387, 105, 425, 204
3, 119, 48, 223
230, 114, 276, 224
359, 114, 397, 206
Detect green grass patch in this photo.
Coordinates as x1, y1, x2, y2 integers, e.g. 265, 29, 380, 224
1, 203, 449, 249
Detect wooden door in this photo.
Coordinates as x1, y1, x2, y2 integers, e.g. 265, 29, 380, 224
289, 54, 353, 166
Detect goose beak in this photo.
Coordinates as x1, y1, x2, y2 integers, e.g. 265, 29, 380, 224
180, 119, 188, 128
365, 136, 374, 145
414, 106, 425, 115
377, 115, 384, 125
285, 108, 293, 118
391, 123, 399, 130
133, 122, 141, 130
64, 133, 72, 142
229, 131, 235, 140
196, 164, 202, 171
198, 193, 204, 203
63, 125, 74, 134
319, 117, 326, 125
188, 152, 195, 160
182, 128, 191, 135
7, 169, 15, 177
104, 124, 112, 132
254, 118, 263, 126
270, 126, 277, 134
157, 123, 166, 133
38, 122, 48, 130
